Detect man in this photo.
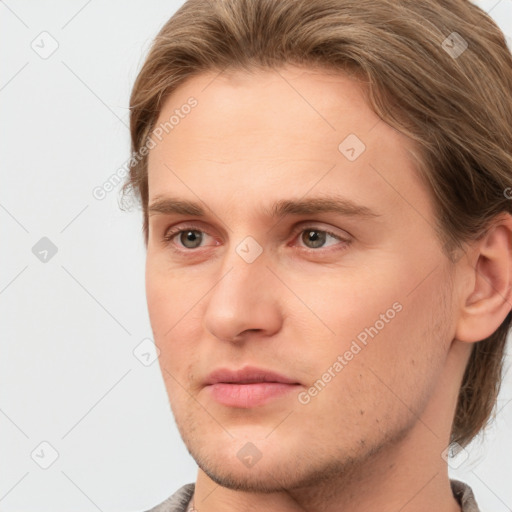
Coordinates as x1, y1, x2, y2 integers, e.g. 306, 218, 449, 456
121, 0, 512, 510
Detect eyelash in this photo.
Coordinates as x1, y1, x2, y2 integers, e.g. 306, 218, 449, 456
161, 224, 351, 253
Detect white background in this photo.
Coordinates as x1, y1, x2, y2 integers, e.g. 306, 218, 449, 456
1, 1, 511, 511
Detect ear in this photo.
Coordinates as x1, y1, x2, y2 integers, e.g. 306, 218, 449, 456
455, 214, 512, 343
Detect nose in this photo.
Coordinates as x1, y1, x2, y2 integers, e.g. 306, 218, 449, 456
202, 248, 283, 343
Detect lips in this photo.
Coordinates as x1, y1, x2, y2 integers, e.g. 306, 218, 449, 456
205, 366, 299, 385
204, 365, 301, 408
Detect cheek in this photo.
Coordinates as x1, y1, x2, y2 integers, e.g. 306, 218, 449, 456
146, 261, 185, 348
294, 273, 452, 443
354, 268, 452, 395
145, 260, 206, 374
284, 261, 407, 345
145, 264, 171, 337
145, 251, 198, 331
293, 255, 452, 380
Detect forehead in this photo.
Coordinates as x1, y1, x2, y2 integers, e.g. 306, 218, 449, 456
146, 65, 431, 221
151, 65, 378, 159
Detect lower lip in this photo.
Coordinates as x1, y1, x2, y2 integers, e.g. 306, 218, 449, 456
206, 382, 300, 408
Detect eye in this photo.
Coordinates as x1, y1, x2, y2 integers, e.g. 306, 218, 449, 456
162, 226, 216, 250
294, 227, 349, 250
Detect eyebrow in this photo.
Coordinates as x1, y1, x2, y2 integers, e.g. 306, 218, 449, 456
148, 195, 380, 219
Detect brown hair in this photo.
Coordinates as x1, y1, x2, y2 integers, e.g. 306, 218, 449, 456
122, 0, 512, 447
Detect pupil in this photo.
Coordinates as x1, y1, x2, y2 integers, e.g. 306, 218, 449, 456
303, 230, 326, 248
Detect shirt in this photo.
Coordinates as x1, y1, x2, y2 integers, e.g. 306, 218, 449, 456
144, 479, 481, 512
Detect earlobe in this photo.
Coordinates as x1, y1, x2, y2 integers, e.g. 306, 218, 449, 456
455, 215, 512, 343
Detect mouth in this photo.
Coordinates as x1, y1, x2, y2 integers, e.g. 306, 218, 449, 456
204, 365, 301, 408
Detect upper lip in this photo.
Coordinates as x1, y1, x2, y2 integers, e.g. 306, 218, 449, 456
205, 366, 300, 385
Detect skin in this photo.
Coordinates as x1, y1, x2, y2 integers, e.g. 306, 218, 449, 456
145, 65, 512, 512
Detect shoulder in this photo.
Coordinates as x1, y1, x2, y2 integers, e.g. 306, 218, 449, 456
144, 483, 195, 512
451, 479, 481, 512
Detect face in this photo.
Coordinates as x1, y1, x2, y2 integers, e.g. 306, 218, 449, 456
145, 65, 458, 492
